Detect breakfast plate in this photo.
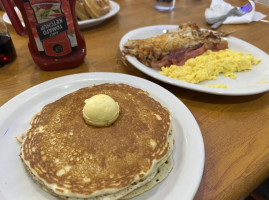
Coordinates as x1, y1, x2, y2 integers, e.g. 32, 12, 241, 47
3, 1, 120, 30
120, 25, 269, 96
77, 0, 120, 29
0, 72, 204, 200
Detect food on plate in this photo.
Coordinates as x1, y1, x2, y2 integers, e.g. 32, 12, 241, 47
83, 0, 110, 18
83, 94, 120, 127
76, 0, 110, 20
160, 49, 261, 84
18, 83, 174, 199
122, 22, 229, 69
75, 0, 91, 20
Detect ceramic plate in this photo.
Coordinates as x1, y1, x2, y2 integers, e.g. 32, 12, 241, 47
0, 72, 204, 200
119, 25, 269, 96
77, 0, 120, 29
3, 7, 25, 27
3, 1, 120, 30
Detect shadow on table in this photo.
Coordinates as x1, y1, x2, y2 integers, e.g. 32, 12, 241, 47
245, 177, 269, 200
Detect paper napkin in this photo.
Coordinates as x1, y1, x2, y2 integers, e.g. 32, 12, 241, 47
205, 0, 267, 24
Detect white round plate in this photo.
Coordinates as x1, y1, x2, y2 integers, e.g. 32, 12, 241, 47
3, 7, 25, 27
0, 72, 204, 200
3, 1, 120, 30
77, 0, 120, 29
119, 25, 269, 96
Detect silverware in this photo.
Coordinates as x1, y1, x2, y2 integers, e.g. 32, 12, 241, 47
206, 7, 238, 25
207, 3, 252, 29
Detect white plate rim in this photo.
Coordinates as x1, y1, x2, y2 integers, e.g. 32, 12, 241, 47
3, 7, 25, 27
77, 0, 120, 29
119, 25, 269, 96
3, 1, 120, 29
0, 72, 204, 200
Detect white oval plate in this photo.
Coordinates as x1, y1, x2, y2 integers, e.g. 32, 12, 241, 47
3, 1, 120, 30
119, 25, 269, 96
0, 72, 204, 200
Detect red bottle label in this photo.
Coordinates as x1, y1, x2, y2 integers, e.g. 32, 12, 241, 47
23, 0, 78, 57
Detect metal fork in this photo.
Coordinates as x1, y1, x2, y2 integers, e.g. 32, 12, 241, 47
207, 3, 252, 29
206, 3, 252, 24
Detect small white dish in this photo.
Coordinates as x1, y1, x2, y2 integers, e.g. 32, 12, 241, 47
78, 0, 120, 29
0, 72, 204, 200
3, 6, 25, 27
120, 25, 269, 96
3, 1, 120, 30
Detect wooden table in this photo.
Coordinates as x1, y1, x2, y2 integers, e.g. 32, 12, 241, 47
1, 0, 269, 199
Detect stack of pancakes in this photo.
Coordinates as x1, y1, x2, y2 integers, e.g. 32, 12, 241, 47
75, 0, 110, 20
19, 83, 174, 199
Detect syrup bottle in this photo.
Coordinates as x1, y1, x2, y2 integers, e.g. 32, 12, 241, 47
2, 0, 86, 70
0, 14, 16, 67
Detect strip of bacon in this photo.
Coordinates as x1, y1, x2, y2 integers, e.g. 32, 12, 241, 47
150, 40, 228, 69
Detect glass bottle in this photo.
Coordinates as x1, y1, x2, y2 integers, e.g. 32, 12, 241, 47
0, 14, 16, 67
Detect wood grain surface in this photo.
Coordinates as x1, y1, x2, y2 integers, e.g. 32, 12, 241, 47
1, 0, 269, 199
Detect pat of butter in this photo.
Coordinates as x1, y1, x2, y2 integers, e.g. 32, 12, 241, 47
83, 94, 120, 127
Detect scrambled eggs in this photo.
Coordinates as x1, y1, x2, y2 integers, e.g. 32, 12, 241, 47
160, 49, 261, 84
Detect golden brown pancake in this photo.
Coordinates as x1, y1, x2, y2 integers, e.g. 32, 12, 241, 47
75, 0, 91, 20
20, 83, 172, 199
83, 0, 110, 18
